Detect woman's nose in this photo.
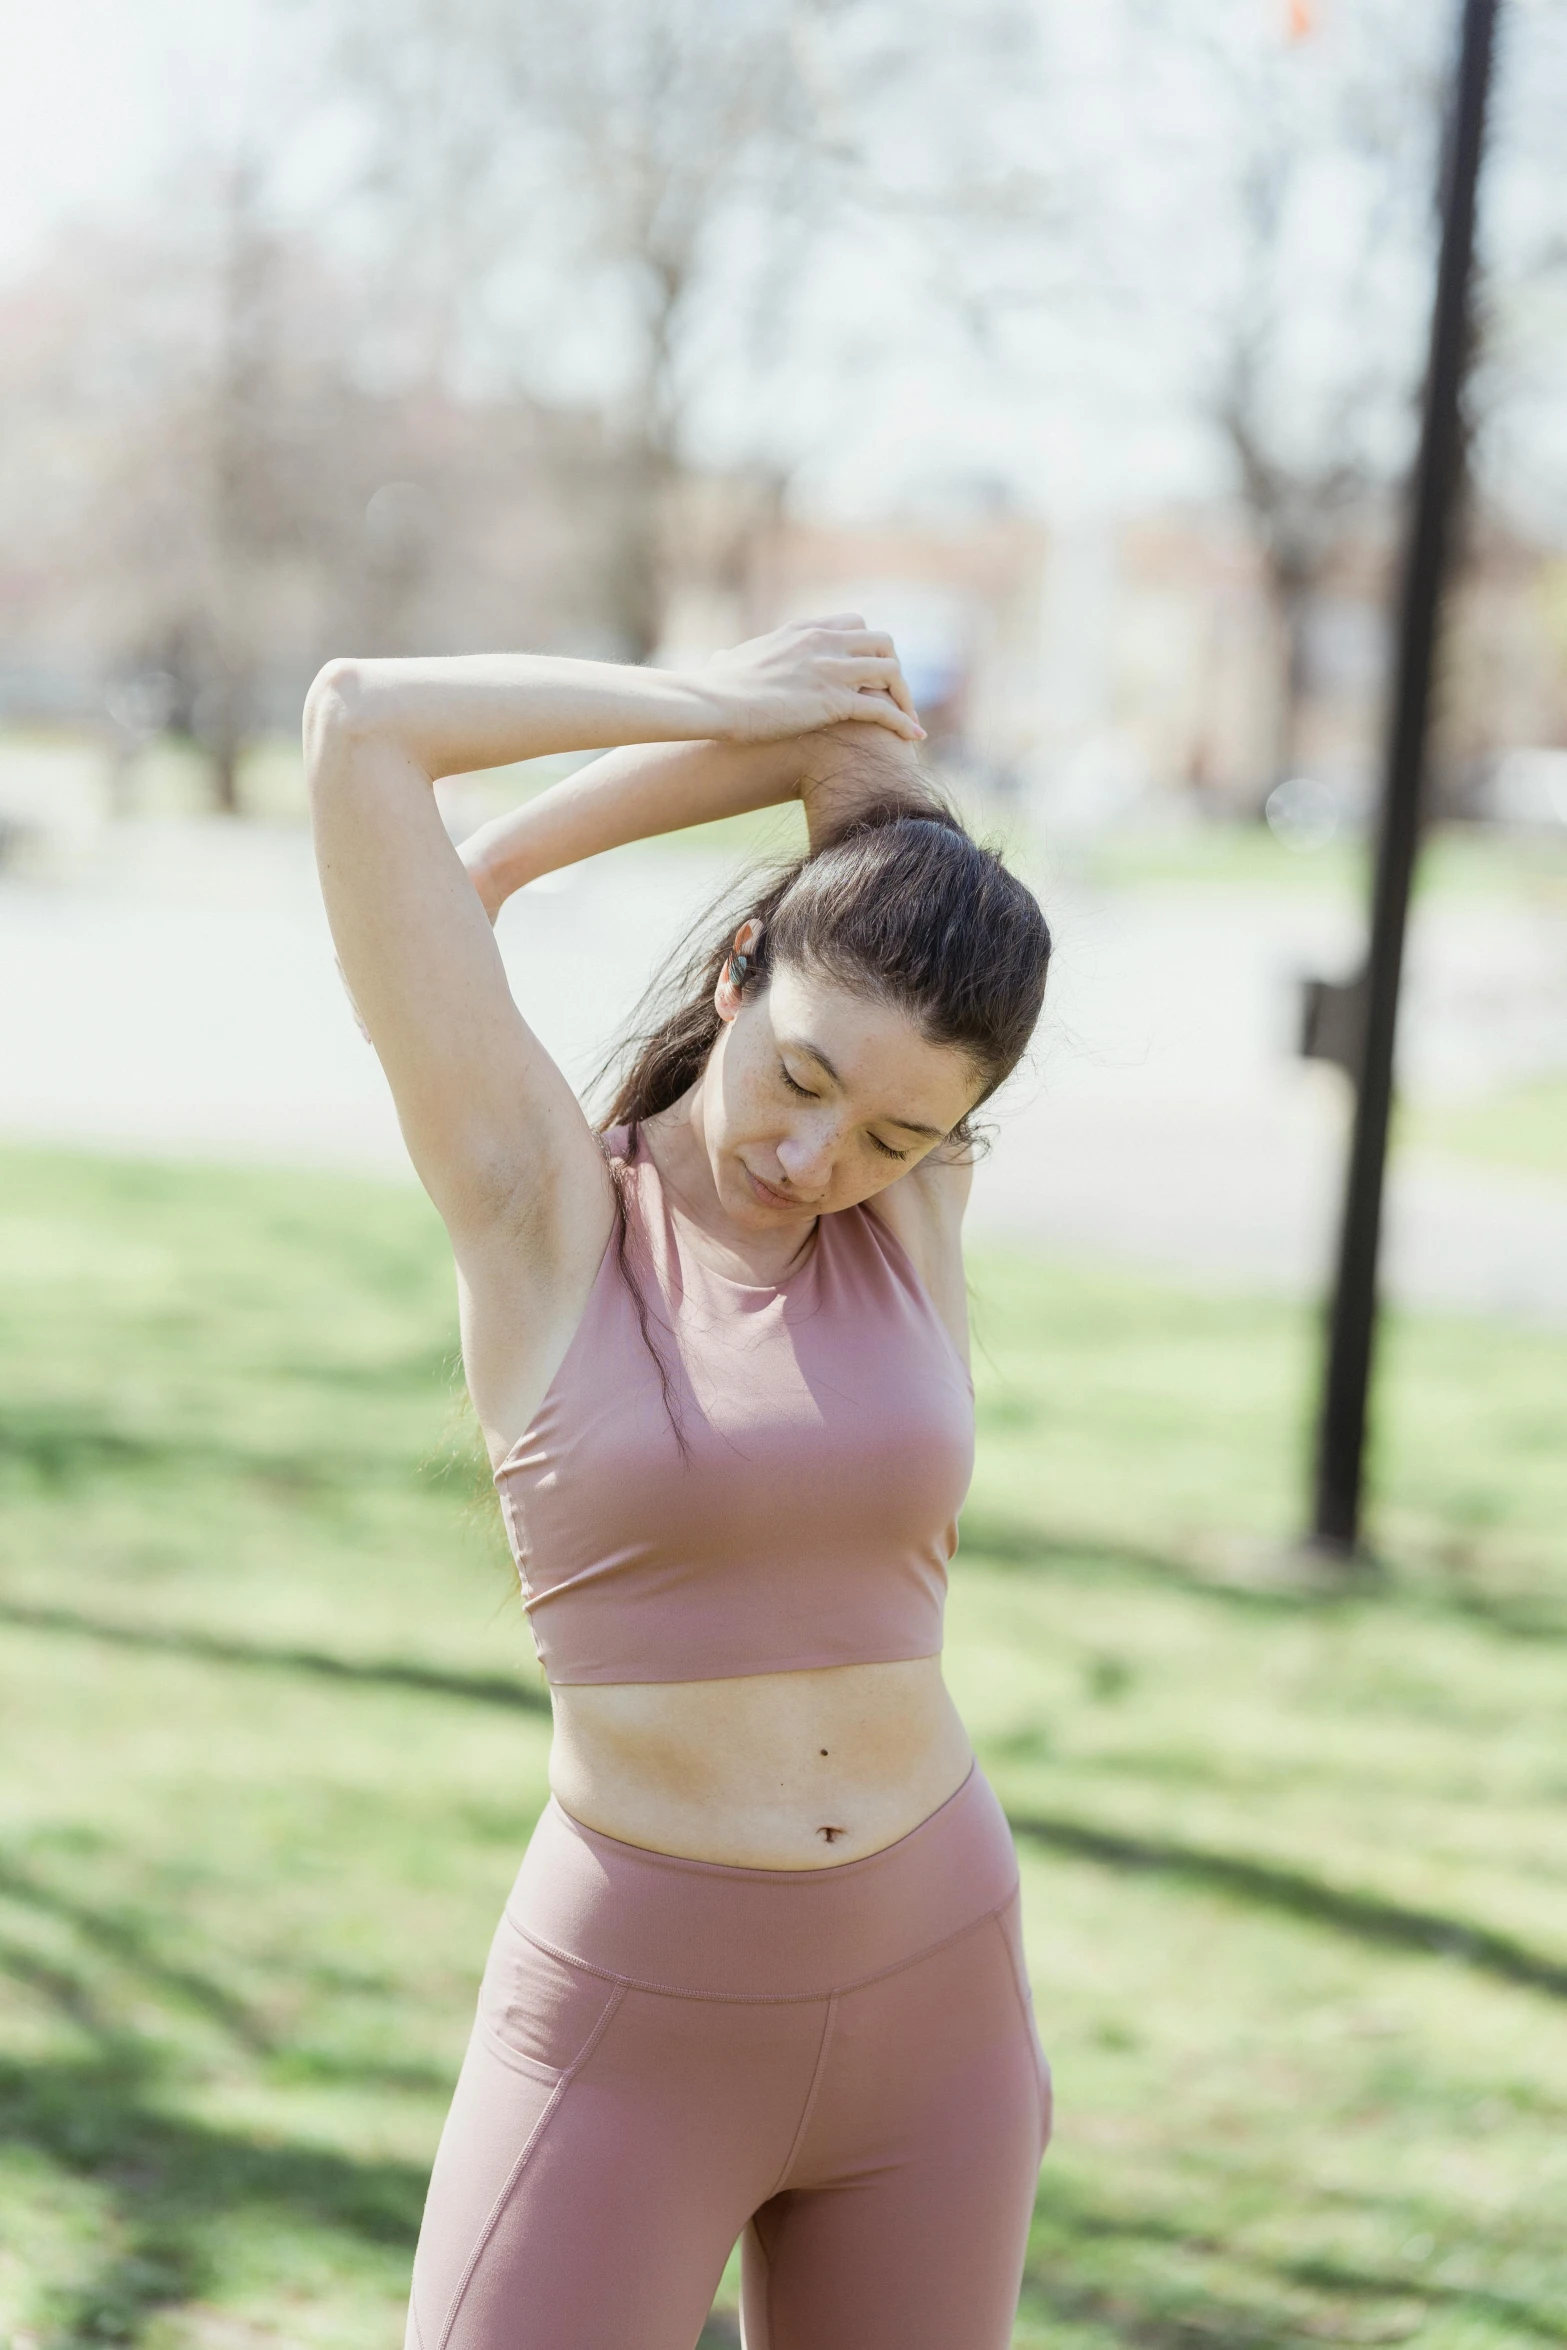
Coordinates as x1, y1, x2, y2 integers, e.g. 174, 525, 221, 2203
777, 1121, 836, 1192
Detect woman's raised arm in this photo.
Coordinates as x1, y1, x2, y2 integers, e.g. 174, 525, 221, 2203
304, 623, 921, 1453
456, 700, 943, 925
303, 623, 920, 1236
458, 734, 812, 920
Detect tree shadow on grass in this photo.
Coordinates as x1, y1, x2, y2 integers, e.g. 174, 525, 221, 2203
0, 1597, 548, 1714
0, 2039, 425, 2346
5, 1922, 1554, 2350
1006, 1805, 1567, 2000
1275, 2248, 1563, 2346
0, 1906, 425, 2346
1021, 2173, 1563, 2347
0, 1937, 738, 2350
959, 1510, 1327, 1613
0, 1854, 268, 2051
0, 1403, 372, 1493
0, 1844, 465, 2097
959, 1508, 1567, 1643
0, 1398, 476, 1511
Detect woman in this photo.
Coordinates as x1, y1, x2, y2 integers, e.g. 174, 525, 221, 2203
304, 614, 1053, 2350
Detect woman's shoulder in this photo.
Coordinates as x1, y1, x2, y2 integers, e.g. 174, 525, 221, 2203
862, 1151, 972, 1266
858, 1156, 972, 1368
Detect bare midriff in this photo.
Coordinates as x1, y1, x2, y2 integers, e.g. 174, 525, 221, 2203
546, 1656, 976, 1870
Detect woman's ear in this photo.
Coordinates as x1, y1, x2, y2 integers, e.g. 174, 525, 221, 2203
714, 920, 763, 1024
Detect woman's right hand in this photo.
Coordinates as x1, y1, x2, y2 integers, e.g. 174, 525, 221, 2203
699, 615, 925, 746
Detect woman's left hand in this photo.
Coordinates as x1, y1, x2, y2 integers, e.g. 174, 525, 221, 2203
699, 615, 925, 745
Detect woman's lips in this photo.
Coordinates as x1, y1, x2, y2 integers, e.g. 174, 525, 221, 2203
744, 1164, 805, 1211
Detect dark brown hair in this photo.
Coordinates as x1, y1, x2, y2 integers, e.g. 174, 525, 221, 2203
593, 775, 1049, 1451
600, 792, 1051, 1146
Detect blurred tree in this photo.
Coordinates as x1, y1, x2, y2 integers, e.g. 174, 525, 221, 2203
324, 0, 1064, 661
0, 164, 364, 811
186, 158, 312, 812
0, 167, 626, 809
2, 194, 273, 807
1088, 0, 1567, 812
327, 0, 840, 660
1112, 0, 1450, 807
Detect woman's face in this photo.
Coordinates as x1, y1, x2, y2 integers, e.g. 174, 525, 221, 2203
696, 944, 983, 1228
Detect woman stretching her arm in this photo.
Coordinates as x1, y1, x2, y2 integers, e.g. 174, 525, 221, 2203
304, 616, 1053, 2350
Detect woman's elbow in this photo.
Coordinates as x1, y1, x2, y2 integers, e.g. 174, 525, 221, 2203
303, 657, 370, 766
303, 659, 406, 804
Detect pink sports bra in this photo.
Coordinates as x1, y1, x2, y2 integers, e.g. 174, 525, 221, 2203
492, 1125, 975, 1685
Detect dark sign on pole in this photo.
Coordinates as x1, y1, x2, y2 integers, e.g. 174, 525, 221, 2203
1309, 0, 1500, 1557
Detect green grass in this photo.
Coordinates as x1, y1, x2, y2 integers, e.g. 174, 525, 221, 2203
1, 1149, 1563, 2350
1401, 1077, 1567, 1184
1078, 816, 1567, 906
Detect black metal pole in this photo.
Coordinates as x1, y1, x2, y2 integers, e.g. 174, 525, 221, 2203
1311, 0, 1500, 1555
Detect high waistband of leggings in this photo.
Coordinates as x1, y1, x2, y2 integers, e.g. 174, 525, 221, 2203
502, 1759, 1020, 2002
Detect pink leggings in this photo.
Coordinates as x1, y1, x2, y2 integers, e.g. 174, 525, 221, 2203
405, 1762, 1050, 2350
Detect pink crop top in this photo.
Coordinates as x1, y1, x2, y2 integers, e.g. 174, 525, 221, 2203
492, 1126, 975, 1685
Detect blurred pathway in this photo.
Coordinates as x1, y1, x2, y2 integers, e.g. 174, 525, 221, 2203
5, 818, 1567, 1324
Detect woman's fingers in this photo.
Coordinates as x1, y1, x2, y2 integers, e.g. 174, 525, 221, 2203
881, 666, 921, 723
707, 615, 924, 739
833, 654, 920, 708
828, 654, 924, 737
839, 685, 925, 740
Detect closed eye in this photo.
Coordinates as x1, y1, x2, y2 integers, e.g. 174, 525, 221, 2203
781, 1060, 910, 1160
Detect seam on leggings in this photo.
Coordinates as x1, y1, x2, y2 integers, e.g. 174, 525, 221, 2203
434, 1981, 627, 2350
502, 1885, 1022, 2006
474, 2014, 579, 2085
990, 1908, 1036, 2035
990, 1912, 1051, 2149
767, 1990, 838, 2200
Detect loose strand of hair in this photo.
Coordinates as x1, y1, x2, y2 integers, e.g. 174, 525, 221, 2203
601, 1129, 693, 1464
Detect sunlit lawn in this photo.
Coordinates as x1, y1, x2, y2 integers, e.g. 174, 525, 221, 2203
1400, 1075, 1567, 1184
1, 1148, 1563, 2350
1079, 812, 1567, 909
